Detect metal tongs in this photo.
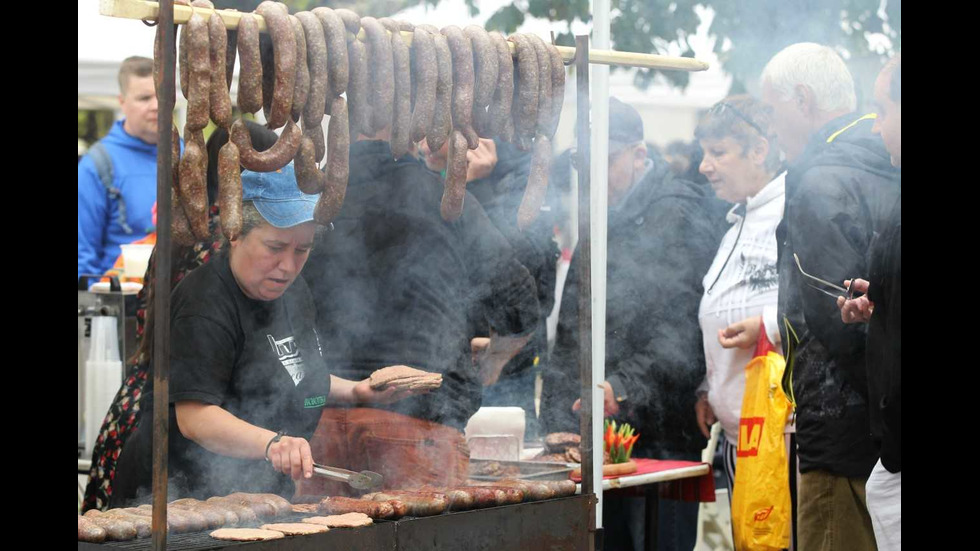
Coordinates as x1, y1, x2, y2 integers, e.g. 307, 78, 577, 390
312, 462, 384, 490
793, 254, 859, 300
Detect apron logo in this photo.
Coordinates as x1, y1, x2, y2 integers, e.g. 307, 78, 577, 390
304, 395, 327, 409
737, 417, 765, 457
268, 334, 306, 386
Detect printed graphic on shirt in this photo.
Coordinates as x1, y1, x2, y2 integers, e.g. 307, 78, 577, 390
267, 334, 306, 386
304, 395, 327, 409
744, 259, 778, 292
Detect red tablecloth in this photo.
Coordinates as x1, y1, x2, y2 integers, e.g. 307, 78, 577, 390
570, 458, 716, 503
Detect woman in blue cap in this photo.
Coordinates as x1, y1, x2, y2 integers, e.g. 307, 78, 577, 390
110, 162, 407, 505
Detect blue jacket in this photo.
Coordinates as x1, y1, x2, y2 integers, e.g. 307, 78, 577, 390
78, 120, 158, 280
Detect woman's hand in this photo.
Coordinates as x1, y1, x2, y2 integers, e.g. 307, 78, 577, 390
837, 279, 874, 324
718, 316, 762, 349
266, 435, 314, 480
695, 394, 717, 438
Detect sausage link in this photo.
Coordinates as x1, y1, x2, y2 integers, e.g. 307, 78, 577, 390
546, 43, 565, 138
304, 122, 326, 163
517, 134, 552, 231
171, 124, 196, 246
442, 26, 479, 149
360, 17, 394, 135
315, 96, 350, 225
381, 18, 412, 158
255, 1, 296, 129
236, 13, 263, 114
171, 503, 225, 529
464, 25, 498, 138
289, 15, 310, 123
363, 492, 448, 517
96, 509, 152, 538
218, 141, 243, 240
82, 511, 138, 541
440, 130, 469, 222
170, 498, 241, 526
208, 12, 233, 128
297, 12, 328, 128
334, 8, 361, 37
205, 497, 260, 524
78, 515, 107, 543
487, 31, 513, 139
179, 128, 210, 239
294, 136, 324, 194
346, 38, 372, 138
409, 25, 436, 144
178, 18, 189, 99
317, 496, 396, 519
225, 493, 292, 517
507, 34, 539, 150
184, 11, 211, 131
426, 32, 453, 154
231, 118, 303, 172
135, 504, 209, 532
312, 7, 348, 98
526, 34, 553, 137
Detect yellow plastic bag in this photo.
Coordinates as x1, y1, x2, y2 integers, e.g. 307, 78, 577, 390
731, 338, 792, 551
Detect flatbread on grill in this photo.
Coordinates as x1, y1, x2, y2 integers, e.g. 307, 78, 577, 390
210, 528, 285, 541
260, 523, 330, 535
302, 513, 374, 528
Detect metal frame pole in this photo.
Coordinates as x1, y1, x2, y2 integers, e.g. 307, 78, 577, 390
151, 0, 175, 548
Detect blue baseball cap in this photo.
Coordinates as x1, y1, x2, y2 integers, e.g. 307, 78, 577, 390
241, 163, 320, 228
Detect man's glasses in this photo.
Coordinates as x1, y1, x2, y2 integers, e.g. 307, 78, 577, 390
709, 102, 766, 137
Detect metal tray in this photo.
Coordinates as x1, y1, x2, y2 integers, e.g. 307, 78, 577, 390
468, 458, 574, 481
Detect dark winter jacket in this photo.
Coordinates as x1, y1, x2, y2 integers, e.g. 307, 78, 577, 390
777, 113, 901, 478
541, 158, 726, 455
302, 140, 540, 429
867, 189, 901, 473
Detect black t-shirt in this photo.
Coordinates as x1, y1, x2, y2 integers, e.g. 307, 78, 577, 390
116, 251, 331, 501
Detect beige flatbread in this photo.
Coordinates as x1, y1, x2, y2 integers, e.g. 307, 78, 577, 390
369, 366, 435, 389
261, 523, 329, 535
210, 528, 285, 541
291, 503, 319, 514
302, 513, 374, 528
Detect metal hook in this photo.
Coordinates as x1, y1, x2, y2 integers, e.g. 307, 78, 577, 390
142, 18, 159, 27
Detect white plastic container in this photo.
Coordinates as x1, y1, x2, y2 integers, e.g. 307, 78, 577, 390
84, 317, 123, 456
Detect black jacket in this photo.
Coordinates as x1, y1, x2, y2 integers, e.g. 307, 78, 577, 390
466, 139, 560, 377
303, 140, 540, 429
541, 158, 726, 455
867, 190, 901, 473
777, 113, 901, 478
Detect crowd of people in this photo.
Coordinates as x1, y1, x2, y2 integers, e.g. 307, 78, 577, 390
78, 42, 900, 551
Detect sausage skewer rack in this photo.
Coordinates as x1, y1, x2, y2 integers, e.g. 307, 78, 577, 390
92, 2, 710, 549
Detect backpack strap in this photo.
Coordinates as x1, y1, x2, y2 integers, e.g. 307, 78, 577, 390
88, 141, 134, 235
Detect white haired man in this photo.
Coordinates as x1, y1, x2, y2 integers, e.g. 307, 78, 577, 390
758, 43, 901, 551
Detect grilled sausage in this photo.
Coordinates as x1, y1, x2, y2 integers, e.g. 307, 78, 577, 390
311, 7, 349, 97
218, 141, 242, 239
289, 15, 310, 123
170, 504, 225, 529
546, 42, 565, 138
346, 38, 371, 138
94, 509, 152, 538
255, 1, 296, 129
208, 11, 233, 127
426, 32, 453, 153
184, 11, 211, 131
381, 18, 412, 158
170, 498, 241, 526
360, 17, 394, 134
236, 13, 263, 114
205, 497, 260, 524
539, 479, 578, 497
508, 34, 539, 150
409, 25, 436, 144
488, 31, 514, 139
78, 515, 107, 543
527, 34, 553, 137
334, 8, 361, 37
464, 25, 498, 138
226, 493, 293, 517
82, 511, 138, 541
133, 504, 208, 532
304, 122, 326, 164
363, 492, 448, 517
231, 118, 302, 172
489, 479, 556, 501
297, 12, 327, 128
317, 496, 396, 519
441, 130, 469, 222
294, 136, 324, 194
179, 129, 210, 239
442, 26, 478, 149
517, 134, 552, 231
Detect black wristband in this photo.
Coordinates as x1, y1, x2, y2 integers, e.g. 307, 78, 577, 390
264, 429, 286, 462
